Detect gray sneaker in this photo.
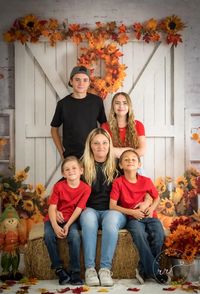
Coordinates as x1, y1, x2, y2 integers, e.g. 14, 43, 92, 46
98, 268, 114, 287
135, 268, 145, 284
85, 268, 100, 286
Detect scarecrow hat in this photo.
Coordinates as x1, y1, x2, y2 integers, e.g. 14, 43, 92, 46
0, 204, 20, 223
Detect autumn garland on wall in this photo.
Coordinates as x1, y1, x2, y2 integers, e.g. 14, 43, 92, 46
3, 14, 185, 98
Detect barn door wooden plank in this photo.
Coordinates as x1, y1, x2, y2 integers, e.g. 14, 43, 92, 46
15, 42, 27, 170
26, 43, 69, 99
173, 43, 185, 177
129, 42, 170, 97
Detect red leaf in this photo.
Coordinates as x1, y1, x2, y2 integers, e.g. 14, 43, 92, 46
57, 287, 71, 293
72, 287, 85, 293
163, 287, 176, 291
127, 288, 140, 292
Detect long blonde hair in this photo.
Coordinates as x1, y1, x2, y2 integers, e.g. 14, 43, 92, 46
82, 128, 116, 186
109, 92, 139, 148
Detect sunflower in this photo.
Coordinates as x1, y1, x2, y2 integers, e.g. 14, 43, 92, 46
161, 15, 185, 33
158, 198, 175, 216
14, 169, 28, 182
21, 14, 40, 32
175, 176, 188, 189
165, 176, 173, 184
154, 177, 166, 193
22, 199, 35, 212
35, 183, 46, 198
9, 191, 21, 206
172, 187, 184, 205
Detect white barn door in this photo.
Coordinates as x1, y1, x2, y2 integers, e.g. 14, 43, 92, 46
15, 40, 184, 192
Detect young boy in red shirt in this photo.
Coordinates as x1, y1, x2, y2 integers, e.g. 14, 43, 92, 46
110, 149, 169, 284
44, 156, 91, 285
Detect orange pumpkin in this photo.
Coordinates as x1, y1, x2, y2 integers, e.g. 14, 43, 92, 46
26, 218, 35, 235
157, 213, 174, 229
162, 215, 174, 229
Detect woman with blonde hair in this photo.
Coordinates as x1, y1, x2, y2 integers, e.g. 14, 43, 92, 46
80, 128, 127, 287
101, 92, 146, 159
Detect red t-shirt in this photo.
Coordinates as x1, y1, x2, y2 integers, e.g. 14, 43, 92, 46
101, 120, 145, 145
110, 175, 158, 218
45, 180, 91, 222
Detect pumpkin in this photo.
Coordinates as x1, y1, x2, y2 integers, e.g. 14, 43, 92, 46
157, 213, 174, 229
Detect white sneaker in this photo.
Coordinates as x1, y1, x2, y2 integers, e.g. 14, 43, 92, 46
135, 268, 145, 284
85, 268, 100, 286
98, 268, 114, 287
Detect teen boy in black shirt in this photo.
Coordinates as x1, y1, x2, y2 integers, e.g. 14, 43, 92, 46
51, 66, 107, 159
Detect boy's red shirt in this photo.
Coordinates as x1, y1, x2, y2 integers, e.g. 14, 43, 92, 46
45, 180, 91, 222
110, 174, 158, 218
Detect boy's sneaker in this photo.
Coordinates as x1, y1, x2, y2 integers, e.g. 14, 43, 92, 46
70, 271, 83, 285
55, 267, 70, 285
85, 268, 100, 286
98, 268, 114, 287
155, 273, 171, 284
135, 268, 145, 284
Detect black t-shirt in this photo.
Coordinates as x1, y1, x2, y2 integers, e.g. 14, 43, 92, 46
86, 162, 112, 210
51, 93, 107, 158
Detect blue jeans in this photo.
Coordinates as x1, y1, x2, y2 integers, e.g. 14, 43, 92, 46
126, 217, 164, 278
44, 220, 81, 272
80, 208, 127, 269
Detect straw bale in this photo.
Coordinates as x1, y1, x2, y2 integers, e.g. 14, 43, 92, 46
24, 229, 139, 279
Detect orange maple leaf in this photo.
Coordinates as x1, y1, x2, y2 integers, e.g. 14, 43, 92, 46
117, 33, 129, 45
166, 33, 182, 46
69, 23, 80, 32
48, 18, 59, 30
118, 24, 127, 33
3, 31, 16, 42
145, 18, 158, 31
133, 22, 143, 32
72, 33, 83, 44
41, 30, 50, 37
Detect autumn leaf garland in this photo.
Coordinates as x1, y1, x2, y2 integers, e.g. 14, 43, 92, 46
3, 14, 186, 98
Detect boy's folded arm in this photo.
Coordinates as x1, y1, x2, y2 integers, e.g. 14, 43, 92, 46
110, 199, 145, 220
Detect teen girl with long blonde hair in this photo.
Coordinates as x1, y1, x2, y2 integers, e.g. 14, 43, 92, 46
101, 92, 146, 159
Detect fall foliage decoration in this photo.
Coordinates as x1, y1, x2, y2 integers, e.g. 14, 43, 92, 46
156, 167, 200, 218
78, 44, 127, 99
133, 15, 185, 46
191, 127, 200, 144
0, 166, 48, 241
164, 216, 200, 262
0, 138, 7, 154
3, 14, 185, 98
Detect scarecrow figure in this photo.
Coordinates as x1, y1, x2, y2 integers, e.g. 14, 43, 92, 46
0, 205, 26, 281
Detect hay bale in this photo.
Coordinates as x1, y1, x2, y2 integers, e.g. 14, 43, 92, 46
24, 226, 139, 279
